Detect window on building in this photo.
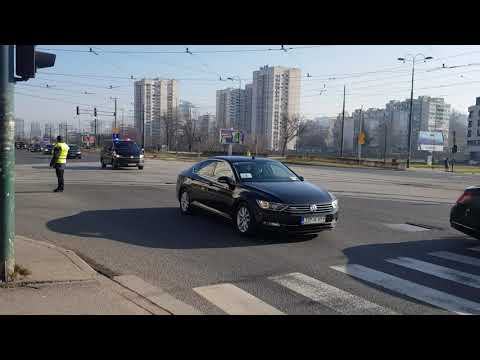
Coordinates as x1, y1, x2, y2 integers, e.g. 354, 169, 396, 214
468, 130, 472, 137
469, 121, 472, 128
478, 129, 480, 137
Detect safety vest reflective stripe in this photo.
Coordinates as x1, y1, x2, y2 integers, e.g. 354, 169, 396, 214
55, 143, 69, 164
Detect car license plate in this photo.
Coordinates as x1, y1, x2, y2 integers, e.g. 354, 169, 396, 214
301, 216, 326, 225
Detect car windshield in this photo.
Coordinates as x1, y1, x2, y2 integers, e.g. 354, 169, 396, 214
115, 141, 140, 154
232, 161, 299, 182
69, 145, 78, 150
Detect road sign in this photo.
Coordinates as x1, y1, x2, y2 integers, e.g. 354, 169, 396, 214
112, 127, 120, 134
358, 131, 366, 145
219, 129, 244, 145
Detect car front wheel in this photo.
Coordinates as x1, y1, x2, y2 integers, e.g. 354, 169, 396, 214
235, 203, 256, 236
179, 189, 194, 215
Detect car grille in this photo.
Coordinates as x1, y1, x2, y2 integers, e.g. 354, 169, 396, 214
284, 203, 334, 214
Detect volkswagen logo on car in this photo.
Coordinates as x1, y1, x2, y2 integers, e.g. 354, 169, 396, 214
310, 204, 318, 212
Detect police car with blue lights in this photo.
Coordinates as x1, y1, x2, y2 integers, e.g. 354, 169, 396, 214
100, 136, 145, 170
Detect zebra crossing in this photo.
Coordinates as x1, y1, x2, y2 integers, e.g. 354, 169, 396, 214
191, 246, 480, 315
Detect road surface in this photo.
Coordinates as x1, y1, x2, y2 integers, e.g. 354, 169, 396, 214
15, 150, 480, 314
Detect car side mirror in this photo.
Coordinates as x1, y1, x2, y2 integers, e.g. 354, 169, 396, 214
218, 176, 235, 188
298, 176, 304, 181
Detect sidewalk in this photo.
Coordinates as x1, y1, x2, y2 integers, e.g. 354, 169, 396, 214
0, 236, 198, 315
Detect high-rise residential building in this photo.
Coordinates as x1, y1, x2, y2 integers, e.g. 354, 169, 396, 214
44, 123, 55, 142
198, 113, 216, 140
385, 96, 451, 156
30, 121, 42, 139
15, 118, 25, 140
216, 88, 245, 130
466, 97, 480, 161
134, 78, 179, 148
244, 83, 253, 134
449, 110, 468, 158
252, 65, 301, 151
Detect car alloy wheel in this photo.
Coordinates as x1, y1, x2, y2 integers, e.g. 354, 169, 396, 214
180, 190, 193, 215
236, 205, 251, 234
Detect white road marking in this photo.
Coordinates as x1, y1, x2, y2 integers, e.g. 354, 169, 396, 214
331, 264, 480, 315
193, 283, 284, 315
384, 223, 429, 232
429, 251, 480, 268
269, 272, 397, 315
387, 257, 480, 289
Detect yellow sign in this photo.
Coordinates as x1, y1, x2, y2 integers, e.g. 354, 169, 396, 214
112, 127, 120, 134
358, 131, 366, 145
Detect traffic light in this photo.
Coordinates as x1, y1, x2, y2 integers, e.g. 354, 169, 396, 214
76, 106, 80, 116
452, 145, 458, 154
15, 45, 56, 81
94, 108, 97, 117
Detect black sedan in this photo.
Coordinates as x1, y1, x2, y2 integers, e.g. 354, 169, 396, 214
450, 186, 480, 240
176, 156, 339, 236
67, 145, 82, 159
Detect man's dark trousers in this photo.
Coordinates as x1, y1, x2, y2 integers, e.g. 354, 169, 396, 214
55, 163, 65, 190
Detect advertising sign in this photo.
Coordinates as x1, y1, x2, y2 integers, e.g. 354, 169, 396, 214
219, 128, 244, 145
418, 131, 444, 152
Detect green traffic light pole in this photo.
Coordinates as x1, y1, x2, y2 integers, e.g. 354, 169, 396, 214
0, 45, 15, 282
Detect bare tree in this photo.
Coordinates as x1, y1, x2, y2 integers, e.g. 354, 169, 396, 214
161, 109, 181, 151
280, 114, 307, 156
182, 118, 197, 152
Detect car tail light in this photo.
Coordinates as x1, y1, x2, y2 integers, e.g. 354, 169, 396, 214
457, 191, 472, 204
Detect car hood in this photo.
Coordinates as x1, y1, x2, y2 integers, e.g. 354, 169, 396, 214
242, 181, 332, 204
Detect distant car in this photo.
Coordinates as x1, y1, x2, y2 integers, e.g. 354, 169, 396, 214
176, 156, 339, 236
15, 141, 26, 150
100, 139, 144, 169
30, 144, 42, 152
67, 145, 82, 159
450, 186, 480, 240
43, 144, 54, 155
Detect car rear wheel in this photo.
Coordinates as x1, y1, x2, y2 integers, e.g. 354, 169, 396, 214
235, 203, 256, 236
112, 160, 119, 169
101, 159, 107, 169
138, 165, 144, 170
179, 189, 194, 215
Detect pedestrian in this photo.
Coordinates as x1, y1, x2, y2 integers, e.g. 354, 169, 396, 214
444, 157, 449, 172
50, 135, 69, 192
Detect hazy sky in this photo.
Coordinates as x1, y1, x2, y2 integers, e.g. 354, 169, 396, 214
14, 45, 480, 132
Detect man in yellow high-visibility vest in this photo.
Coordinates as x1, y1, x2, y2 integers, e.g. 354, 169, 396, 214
50, 136, 70, 192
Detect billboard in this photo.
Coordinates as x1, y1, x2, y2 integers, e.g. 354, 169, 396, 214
417, 131, 444, 152
219, 129, 244, 145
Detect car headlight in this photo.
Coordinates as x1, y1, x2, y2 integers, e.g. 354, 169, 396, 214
256, 200, 288, 211
140, 154, 144, 158
328, 192, 338, 209
115, 154, 120, 158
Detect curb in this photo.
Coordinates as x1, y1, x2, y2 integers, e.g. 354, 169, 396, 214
11, 237, 199, 315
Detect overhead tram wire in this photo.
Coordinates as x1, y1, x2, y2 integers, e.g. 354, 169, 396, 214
36, 45, 326, 54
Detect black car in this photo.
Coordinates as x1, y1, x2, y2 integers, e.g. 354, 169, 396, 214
43, 144, 54, 155
176, 156, 339, 236
67, 145, 82, 159
450, 186, 480, 240
100, 140, 144, 169
30, 144, 42, 152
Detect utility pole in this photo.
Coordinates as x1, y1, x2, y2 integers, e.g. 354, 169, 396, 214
340, 85, 346, 158
0, 45, 15, 281
112, 97, 118, 129
383, 112, 388, 164
357, 106, 363, 162
452, 130, 456, 172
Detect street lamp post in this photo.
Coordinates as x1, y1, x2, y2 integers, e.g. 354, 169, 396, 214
397, 54, 433, 168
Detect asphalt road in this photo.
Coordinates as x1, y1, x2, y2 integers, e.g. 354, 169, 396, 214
14, 150, 480, 315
